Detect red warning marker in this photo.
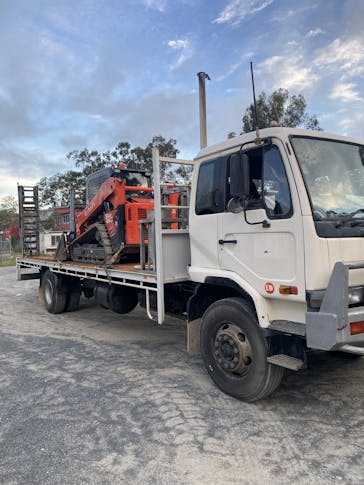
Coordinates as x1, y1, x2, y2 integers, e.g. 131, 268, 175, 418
265, 282, 275, 294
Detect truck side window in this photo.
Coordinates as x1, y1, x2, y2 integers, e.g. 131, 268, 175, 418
196, 157, 226, 215
227, 147, 263, 210
263, 146, 292, 218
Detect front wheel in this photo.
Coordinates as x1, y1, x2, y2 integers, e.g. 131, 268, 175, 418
200, 297, 284, 402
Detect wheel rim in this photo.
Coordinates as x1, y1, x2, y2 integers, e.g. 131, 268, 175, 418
44, 279, 53, 306
213, 322, 253, 376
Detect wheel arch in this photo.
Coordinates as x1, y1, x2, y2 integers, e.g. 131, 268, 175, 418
187, 276, 268, 326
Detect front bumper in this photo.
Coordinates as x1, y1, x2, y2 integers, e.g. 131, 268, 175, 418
306, 261, 364, 352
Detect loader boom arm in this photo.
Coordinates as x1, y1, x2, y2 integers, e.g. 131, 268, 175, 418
76, 176, 153, 237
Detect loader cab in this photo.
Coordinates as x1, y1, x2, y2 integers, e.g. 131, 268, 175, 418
115, 168, 151, 189
86, 166, 151, 203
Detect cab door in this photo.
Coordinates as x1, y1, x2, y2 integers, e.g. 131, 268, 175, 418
217, 141, 305, 300
189, 155, 227, 269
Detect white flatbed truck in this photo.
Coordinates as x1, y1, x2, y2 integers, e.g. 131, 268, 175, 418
17, 127, 364, 402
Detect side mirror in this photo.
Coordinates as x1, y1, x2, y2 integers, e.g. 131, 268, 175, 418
227, 197, 244, 213
228, 153, 250, 213
230, 153, 250, 199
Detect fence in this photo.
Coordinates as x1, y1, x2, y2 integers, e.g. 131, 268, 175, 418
0, 239, 12, 261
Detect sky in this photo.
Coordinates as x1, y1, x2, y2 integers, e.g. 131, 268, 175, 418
1, 0, 364, 198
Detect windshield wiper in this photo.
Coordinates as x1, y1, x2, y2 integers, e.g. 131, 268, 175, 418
335, 208, 364, 227
313, 209, 338, 221
348, 208, 364, 219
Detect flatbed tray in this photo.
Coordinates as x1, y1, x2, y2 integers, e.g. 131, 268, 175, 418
17, 256, 157, 286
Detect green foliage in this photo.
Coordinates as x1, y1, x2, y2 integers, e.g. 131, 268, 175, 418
242, 88, 322, 133
39, 212, 55, 231
39, 171, 84, 207
1, 195, 17, 212
0, 195, 18, 226
38, 136, 188, 207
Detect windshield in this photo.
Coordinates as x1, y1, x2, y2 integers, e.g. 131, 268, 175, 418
291, 136, 364, 220
119, 171, 150, 188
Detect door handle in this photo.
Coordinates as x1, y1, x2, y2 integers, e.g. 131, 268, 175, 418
218, 239, 237, 245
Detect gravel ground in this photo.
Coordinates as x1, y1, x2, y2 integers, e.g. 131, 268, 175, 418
0, 266, 363, 484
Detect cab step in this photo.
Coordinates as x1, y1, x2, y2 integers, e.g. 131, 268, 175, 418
267, 354, 305, 371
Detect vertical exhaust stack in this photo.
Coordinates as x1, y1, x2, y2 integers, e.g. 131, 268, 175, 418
197, 72, 210, 149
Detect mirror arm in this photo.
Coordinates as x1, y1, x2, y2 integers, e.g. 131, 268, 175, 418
242, 198, 271, 228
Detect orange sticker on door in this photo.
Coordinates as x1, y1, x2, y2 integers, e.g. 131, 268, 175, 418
264, 282, 275, 294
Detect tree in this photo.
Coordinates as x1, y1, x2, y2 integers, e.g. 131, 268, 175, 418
242, 89, 321, 133
38, 136, 188, 207
0, 196, 17, 226
0, 195, 19, 246
39, 170, 85, 207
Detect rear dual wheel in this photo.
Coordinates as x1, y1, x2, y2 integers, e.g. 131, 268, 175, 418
200, 297, 284, 402
42, 270, 67, 314
42, 270, 80, 314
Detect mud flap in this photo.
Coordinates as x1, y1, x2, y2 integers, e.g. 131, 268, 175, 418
187, 319, 201, 355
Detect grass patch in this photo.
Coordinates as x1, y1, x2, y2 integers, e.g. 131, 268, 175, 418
0, 254, 21, 267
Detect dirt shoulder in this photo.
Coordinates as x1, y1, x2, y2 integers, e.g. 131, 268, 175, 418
0, 266, 363, 484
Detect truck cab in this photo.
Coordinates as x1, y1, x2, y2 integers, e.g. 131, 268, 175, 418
188, 127, 364, 401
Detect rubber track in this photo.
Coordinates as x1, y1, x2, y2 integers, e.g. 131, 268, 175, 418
96, 224, 113, 264
70, 223, 114, 264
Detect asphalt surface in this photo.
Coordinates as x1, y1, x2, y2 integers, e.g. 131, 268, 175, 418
0, 266, 363, 484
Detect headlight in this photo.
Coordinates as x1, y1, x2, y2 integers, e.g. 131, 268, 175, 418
348, 287, 364, 305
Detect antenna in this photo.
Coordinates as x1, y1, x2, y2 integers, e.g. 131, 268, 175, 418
250, 61, 260, 143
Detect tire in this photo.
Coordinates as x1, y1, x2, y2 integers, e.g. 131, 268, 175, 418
107, 286, 138, 314
65, 292, 81, 312
200, 297, 284, 402
42, 270, 67, 314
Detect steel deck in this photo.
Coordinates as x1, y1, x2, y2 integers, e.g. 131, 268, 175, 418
17, 256, 158, 291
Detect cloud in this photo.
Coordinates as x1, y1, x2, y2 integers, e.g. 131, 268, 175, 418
216, 52, 253, 81
167, 39, 188, 49
59, 135, 89, 150
314, 38, 364, 77
306, 28, 324, 38
167, 38, 193, 70
0, 142, 69, 197
217, 61, 244, 82
214, 0, 274, 25
269, 4, 318, 23
330, 82, 363, 103
113, 89, 198, 148
143, 0, 166, 12
337, 111, 364, 138
259, 55, 318, 91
